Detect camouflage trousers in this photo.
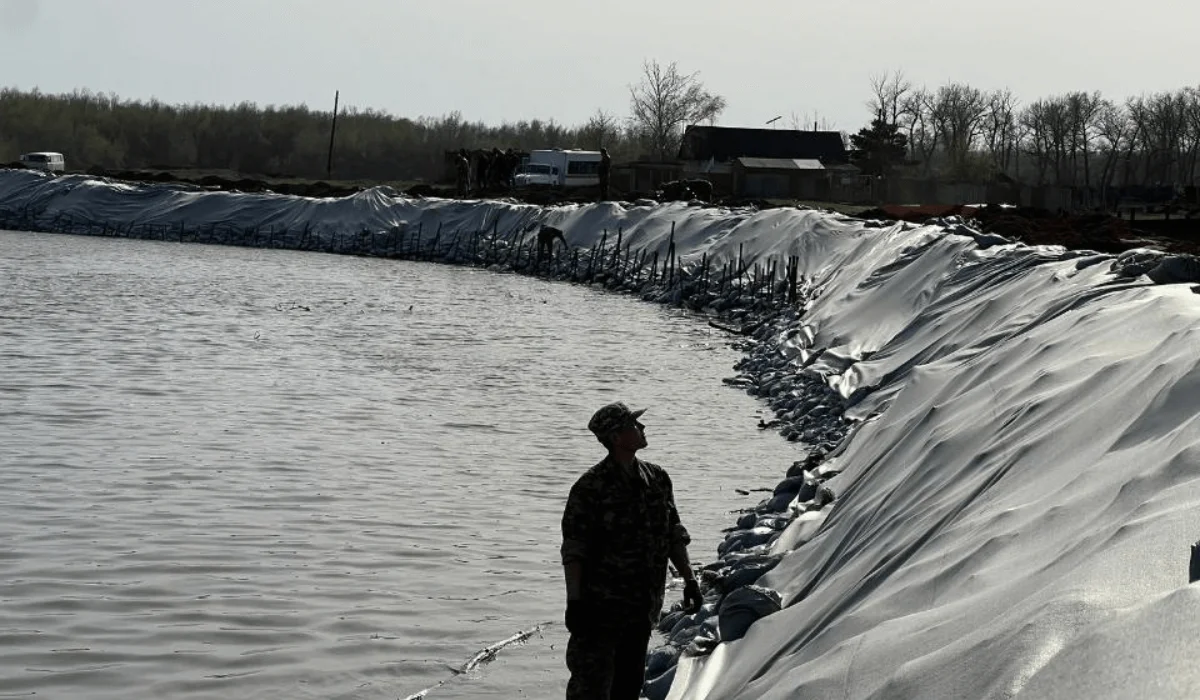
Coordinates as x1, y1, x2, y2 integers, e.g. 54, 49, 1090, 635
565, 623, 652, 700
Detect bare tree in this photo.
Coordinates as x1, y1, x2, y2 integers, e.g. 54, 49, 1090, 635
900, 87, 937, 176
1047, 99, 1073, 185
930, 83, 989, 177
629, 59, 726, 161
1121, 96, 1150, 187
867, 70, 912, 125
1183, 86, 1200, 186
1129, 91, 1187, 186
581, 109, 619, 149
983, 89, 1019, 175
1094, 99, 1131, 206
1020, 97, 1076, 185
1065, 91, 1103, 191
1019, 100, 1051, 185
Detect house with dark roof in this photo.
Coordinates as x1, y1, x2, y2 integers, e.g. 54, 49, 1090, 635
677, 125, 856, 199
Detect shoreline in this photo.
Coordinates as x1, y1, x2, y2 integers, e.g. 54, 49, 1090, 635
0, 167, 866, 695
4, 167, 1200, 699
9, 166, 1200, 255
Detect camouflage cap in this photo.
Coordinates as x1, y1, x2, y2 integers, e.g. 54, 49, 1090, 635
588, 402, 646, 437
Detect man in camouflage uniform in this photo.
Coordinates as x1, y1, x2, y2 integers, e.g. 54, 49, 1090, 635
455, 149, 471, 197
597, 147, 612, 202
561, 402, 703, 699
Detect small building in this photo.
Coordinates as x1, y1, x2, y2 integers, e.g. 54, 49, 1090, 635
731, 158, 825, 199
678, 126, 852, 198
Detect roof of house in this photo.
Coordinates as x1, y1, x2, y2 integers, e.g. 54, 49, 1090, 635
736, 157, 825, 170
679, 126, 848, 163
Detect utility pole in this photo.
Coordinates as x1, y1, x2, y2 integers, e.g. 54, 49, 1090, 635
326, 90, 339, 179
766, 115, 782, 129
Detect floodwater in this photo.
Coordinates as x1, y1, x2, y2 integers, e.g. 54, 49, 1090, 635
0, 230, 802, 699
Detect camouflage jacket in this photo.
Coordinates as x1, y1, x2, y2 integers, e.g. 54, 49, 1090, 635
561, 456, 691, 628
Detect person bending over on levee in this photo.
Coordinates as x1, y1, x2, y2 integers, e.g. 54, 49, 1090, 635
561, 402, 703, 699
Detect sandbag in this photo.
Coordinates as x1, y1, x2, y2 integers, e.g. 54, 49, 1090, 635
717, 585, 783, 642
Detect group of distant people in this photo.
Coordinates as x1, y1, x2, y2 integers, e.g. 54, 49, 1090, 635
455, 147, 521, 196
454, 146, 613, 201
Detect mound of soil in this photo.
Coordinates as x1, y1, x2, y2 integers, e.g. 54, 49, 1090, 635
980, 212, 1134, 253
859, 203, 1200, 255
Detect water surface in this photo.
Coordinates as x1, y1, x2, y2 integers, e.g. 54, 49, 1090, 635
0, 230, 801, 699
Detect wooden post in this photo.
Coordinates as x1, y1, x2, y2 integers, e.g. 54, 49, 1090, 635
326, 90, 340, 179
788, 256, 799, 305
729, 243, 739, 292
596, 230, 608, 281
667, 223, 676, 285
766, 259, 773, 302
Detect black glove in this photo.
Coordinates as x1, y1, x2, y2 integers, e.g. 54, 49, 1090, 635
565, 599, 595, 634
683, 579, 703, 614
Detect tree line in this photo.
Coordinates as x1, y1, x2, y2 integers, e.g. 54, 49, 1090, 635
0, 61, 722, 183
4, 65, 1199, 198
0, 86, 613, 181
858, 71, 1200, 201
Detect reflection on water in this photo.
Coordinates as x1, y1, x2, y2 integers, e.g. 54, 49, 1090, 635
0, 230, 801, 699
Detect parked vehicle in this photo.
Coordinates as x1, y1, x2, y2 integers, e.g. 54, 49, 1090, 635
513, 162, 557, 187
523, 149, 602, 188
19, 152, 65, 172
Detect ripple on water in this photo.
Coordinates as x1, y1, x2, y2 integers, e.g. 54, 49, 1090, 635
0, 231, 802, 699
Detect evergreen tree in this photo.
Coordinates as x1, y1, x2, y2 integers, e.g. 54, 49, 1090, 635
849, 114, 908, 176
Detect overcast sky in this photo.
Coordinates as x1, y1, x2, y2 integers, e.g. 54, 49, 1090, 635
2, 0, 1195, 132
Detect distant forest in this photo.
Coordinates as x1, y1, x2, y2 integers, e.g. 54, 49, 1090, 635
4, 73, 1200, 191
859, 72, 1200, 192
0, 88, 644, 182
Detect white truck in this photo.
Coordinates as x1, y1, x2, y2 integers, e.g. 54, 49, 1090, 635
514, 149, 602, 188
20, 152, 65, 172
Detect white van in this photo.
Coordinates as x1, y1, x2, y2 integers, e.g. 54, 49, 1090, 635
513, 162, 558, 187
20, 152, 66, 172
524, 149, 602, 188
